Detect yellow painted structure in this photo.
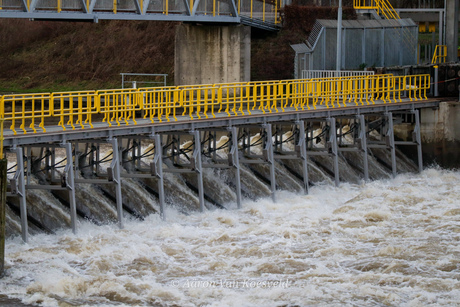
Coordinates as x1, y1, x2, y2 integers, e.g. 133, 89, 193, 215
432, 45, 447, 64
0, 74, 431, 152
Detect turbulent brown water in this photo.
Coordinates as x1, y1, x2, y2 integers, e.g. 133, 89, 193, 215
1, 168, 460, 306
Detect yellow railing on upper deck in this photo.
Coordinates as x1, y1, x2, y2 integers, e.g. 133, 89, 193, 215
0, 74, 430, 136
432, 45, 447, 64
353, 0, 400, 19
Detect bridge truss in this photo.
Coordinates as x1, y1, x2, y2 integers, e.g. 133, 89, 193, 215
0, 0, 282, 29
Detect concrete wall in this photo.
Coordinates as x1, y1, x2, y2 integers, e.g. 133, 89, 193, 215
174, 23, 251, 86
421, 101, 460, 168
446, 0, 459, 62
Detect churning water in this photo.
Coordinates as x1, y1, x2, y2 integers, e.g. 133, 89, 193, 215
1, 167, 460, 306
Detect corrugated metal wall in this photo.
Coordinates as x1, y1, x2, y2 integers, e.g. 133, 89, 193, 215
292, 19, 418, 77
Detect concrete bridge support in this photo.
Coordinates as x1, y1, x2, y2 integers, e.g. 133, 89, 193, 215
446, 0, 459, 62
175, 23, 251, 85
421, 101, 460, 168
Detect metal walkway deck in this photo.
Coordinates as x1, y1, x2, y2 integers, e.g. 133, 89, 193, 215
0, 0, 282, 30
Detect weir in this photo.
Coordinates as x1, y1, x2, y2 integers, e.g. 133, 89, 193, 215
0, 75, 438, 242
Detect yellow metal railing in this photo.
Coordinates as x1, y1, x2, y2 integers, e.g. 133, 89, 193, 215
0, 74, 430, 136
432, 45, 447, 64
353, 0, 400, 19
237, 0, 281, 24
0, 0, 282, 24
52, 91, 98, 130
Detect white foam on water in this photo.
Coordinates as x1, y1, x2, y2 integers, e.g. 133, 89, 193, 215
2, 168, 460, 306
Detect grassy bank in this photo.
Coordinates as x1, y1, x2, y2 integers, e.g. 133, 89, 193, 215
0, 6, 356, 93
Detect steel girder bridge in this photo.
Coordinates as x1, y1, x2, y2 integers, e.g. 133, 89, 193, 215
0, 0, 283, 30
0, 74, 439, 242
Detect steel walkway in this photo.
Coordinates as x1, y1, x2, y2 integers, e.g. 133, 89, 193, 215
0, 0, 282, 30
0, 75, 439, 242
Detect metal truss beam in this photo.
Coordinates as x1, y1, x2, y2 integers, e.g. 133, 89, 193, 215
0, 11, 240, 23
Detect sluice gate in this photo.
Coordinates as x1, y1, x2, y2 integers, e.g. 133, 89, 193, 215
0, 75, 439, 242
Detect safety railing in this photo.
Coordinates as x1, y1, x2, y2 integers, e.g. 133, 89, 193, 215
0, 74, 430, 136
52, 91, 98, 130
97, 88, 142, 126
353, 0, 400, 18
302, 70, 375, 79
2, 93, 52, 135
0, 0, 281, 23
431, 45, 447, 64
238, 0, 281, 24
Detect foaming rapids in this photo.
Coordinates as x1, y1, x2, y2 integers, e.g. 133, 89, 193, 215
2, 168, 460, 306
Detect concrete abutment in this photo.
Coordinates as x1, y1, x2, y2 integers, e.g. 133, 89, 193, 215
420, 101, 460, 168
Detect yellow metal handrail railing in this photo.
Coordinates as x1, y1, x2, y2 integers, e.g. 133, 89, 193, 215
52, 91, 98, 130
97, 88, 142, 126
353, 0, 400, 18
2, 93, 52, 135
0, 74, 430, 136
432, 45, 447, 64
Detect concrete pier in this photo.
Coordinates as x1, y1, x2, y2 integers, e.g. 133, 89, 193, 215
446, 0, 459, 62
175, 24, 251, 85
421, 100, 460, 168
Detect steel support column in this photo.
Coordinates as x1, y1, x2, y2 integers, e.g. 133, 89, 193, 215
9, 147, 28, 243
329, 118, 340, 187
62, 142, 77, 234
153, 134, 166, 219
296, 120, 309, 194
386, 112, 397, 178
262, 124, 276, 202
108, 137, 124, 229
228, 126, 242, 209
413, 109, 423, 172
357, 115, 369, 181
191, 130, 205, 212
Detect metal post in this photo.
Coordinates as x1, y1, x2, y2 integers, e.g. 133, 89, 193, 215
386, 112, 397, 178
336, 0, 342, 71
413, 109, 423, 172
228, 126, 242, 209
1, 157, 7, 277
329, 118, 340, 187
13, 147, 28, 243
192, 130, 205, 212
153, 134, 166, 220
63, 142, 77, 234
358, 115, 369, 181
263, 124, 276, 202
296, 121, 309, 194
109, 138, 124, 229
434, 65, 439, 97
